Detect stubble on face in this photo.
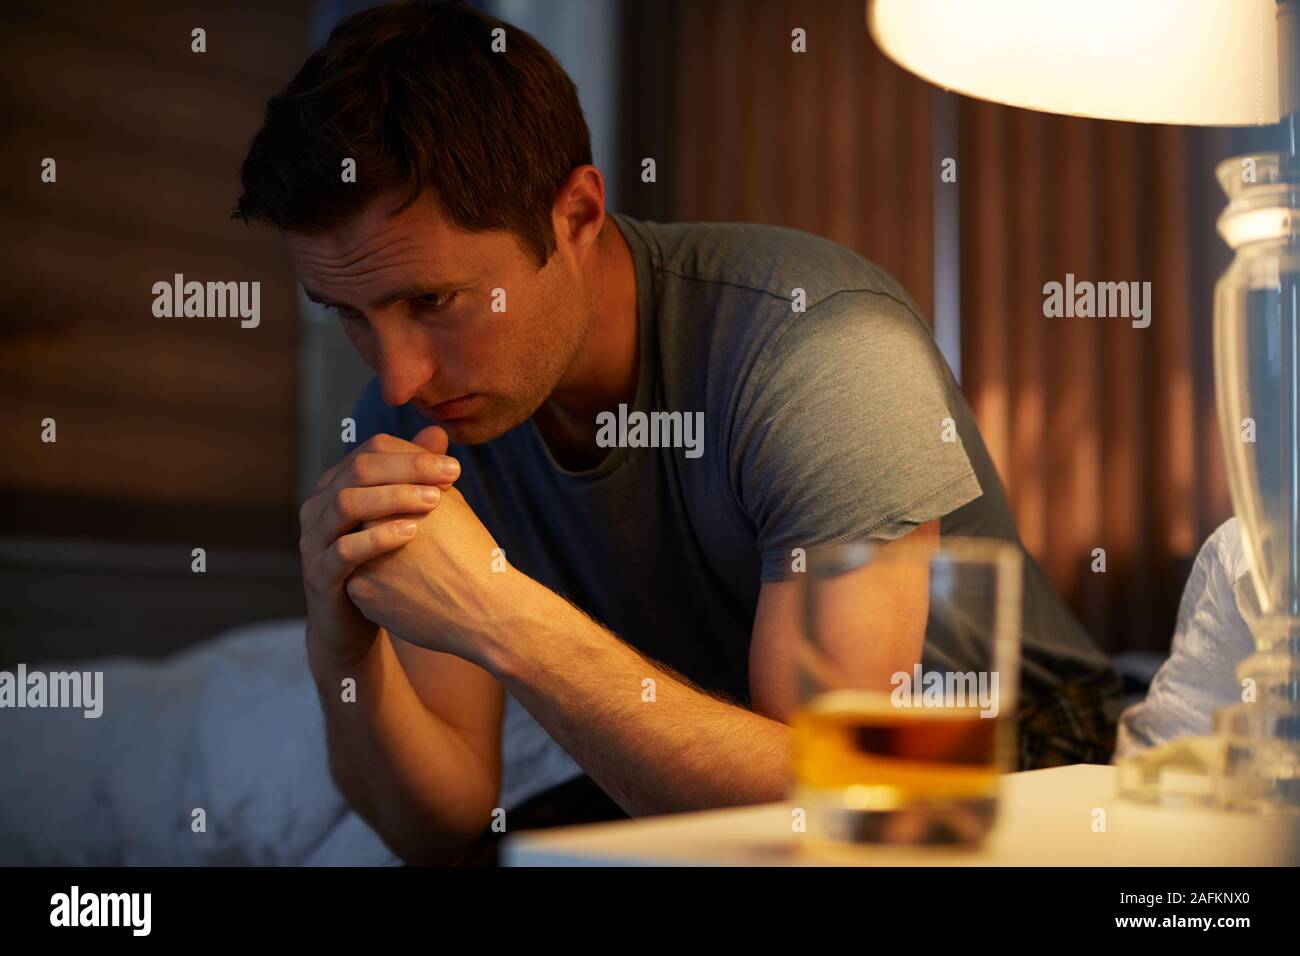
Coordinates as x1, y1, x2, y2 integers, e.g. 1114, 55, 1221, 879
443, 250, 588, 445
282, 189, 591, 447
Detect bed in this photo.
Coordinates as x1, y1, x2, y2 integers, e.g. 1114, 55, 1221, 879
0, 618, 583, 865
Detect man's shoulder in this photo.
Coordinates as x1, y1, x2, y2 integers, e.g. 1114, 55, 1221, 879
619, 215, 920, 318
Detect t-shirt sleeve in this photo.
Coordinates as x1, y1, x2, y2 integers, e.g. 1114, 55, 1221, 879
732, 290, 984, 582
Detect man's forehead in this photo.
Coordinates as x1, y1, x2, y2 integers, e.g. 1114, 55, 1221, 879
283, 225, 434, 278
281, 192, 454, 264
291, 243, 467, 308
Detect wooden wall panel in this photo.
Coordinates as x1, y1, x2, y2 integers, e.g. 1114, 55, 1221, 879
0, 0, 312, 546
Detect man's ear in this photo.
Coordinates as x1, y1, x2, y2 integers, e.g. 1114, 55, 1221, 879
551, 164, 606, 255
411, 425, 450, 457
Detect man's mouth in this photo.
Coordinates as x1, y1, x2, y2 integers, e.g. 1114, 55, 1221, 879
416, 394, 481, 421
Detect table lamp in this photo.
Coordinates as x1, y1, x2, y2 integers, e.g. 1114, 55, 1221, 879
869, 0, 1300, 812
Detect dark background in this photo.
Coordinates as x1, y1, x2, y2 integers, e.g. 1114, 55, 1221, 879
0, 0, 1276, 666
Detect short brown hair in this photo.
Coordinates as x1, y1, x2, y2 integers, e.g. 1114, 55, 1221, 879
233, 1, 592, 266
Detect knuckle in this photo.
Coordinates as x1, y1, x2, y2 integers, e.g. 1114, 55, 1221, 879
332, 536, 355, 568
366, 523, 390, 550
345, 575, 369, 603
334, 486, 358, 521
347, 455, 371, 486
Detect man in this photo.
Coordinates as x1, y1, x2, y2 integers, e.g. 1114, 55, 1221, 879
235, 1, 1122, 865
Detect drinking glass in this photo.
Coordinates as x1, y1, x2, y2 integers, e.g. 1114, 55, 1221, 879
792, 536, 1022, 847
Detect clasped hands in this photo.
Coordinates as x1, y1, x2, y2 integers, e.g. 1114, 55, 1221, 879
298, 426, 531, 667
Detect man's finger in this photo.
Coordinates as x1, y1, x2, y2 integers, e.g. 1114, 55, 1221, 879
411, 424, 450, 457
302, 451, 449, 533
409, 426, 457, 487
314, 432, 425, 494
334, 451, 458, 492
317, 518, 419, 586
302, 431, 458, 531
305, 484, 440, 552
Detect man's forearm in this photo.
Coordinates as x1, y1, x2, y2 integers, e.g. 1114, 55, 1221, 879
482, 586, 793, 817
308, 629, 495, 863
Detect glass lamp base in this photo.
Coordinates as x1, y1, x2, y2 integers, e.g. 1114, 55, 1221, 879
1116, 650, 1300, 814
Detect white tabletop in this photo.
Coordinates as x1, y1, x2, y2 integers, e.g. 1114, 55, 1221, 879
503, 764, 1300, 866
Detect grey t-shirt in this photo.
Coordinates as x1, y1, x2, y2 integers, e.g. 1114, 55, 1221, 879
351, 213, 1118, 712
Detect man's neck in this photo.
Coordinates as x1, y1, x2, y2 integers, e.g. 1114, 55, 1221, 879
533, 216, 639, 470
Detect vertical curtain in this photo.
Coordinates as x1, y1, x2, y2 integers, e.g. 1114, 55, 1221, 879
642, 0, 1237, 654
660, 0, 934, 319
961, 105, 1233, 652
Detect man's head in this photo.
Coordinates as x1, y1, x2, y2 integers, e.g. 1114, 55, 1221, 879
234, 1, 603, 444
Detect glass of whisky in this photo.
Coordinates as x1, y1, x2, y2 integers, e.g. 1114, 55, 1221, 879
792, 536, 1022, 848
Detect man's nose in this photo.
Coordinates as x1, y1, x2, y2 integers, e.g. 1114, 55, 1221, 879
373, 325, 435, 407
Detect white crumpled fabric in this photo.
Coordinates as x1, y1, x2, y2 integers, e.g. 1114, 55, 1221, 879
0, 618, 582, 865
1113, 517, 1259, 759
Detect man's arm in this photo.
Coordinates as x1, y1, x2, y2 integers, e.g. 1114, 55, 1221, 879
477, 521, 937, 816
309, 632, 503, 865
299, 429, 504, 864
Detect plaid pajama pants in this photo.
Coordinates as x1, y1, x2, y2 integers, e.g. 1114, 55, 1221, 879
1015, 668, 1126, 770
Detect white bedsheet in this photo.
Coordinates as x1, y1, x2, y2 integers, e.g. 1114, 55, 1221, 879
1113, 517, 1258, 758
0, 618, 582, 865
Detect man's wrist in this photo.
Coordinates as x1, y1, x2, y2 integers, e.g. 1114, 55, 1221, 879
478, 573, 574, 679
304, 616, 380, 685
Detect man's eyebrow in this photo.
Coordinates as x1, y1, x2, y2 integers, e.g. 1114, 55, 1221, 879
372, 282, 463, 307
301, 286, 340, 308
300, 282, 463, 309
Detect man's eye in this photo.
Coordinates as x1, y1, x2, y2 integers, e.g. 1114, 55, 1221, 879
331, 306, 366, 324
414, 291, 457, 312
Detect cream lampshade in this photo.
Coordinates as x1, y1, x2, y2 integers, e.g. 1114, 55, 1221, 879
868, 0, 1281, 127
